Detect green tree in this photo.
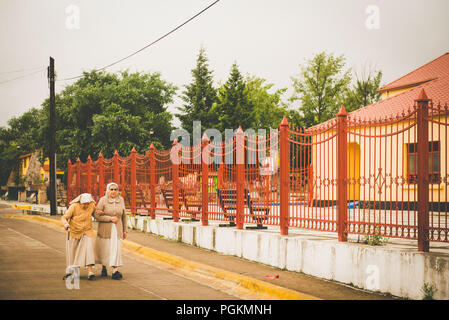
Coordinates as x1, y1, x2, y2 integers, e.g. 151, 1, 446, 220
178, 47, 218, 135
244, 75, 287, 129
6, 109, 41, 153
214, 63, 253, 132
285, 109, 303, 130
290, 51, 352, 127
344, 69, 382, 112
38, 70, 177, 170
0, 128, 20, 186
0, 109, 41, 185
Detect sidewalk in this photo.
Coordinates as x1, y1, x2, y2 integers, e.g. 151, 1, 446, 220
123, 224, 395, 299
0, 199, 67, 214
0, 201, 395, 300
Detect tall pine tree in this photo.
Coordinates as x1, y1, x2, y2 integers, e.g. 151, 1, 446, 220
215, 62, 253, 133
178, 47, 217, 135
244, 75, 287, 129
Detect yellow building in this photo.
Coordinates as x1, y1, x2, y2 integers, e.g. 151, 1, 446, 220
15, 151, 64, 186
18, 153, 32, 179
310, 53, 449, 209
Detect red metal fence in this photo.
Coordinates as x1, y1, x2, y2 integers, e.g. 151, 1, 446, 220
67, 89, 449, 252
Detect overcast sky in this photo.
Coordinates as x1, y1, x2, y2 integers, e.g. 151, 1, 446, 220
1, 0, 448, 128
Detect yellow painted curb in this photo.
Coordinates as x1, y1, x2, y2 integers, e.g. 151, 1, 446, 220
11, 205, 32, 210
2, 213, 62, 229
1, 213, 320, 300
123, 239, 319, 300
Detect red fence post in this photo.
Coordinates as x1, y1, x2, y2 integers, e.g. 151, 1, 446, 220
149, 144, 156, 219
201, 133, 209, 226
121, 160, 125, 198
337, 106, 348, 242
67, 159, 72, 207
87, 155, 92, 195
76, 157, 81, 196
113, 150, 119, 184
280, 117, 290, 235
236, 126, 244, 230
416, 89, 430, 252
172, 140, 180, 222
131, 147, 137, 216
98, 152, 104, 200
218, 163, 224, 189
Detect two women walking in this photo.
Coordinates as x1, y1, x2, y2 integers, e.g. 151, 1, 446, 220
61, 182, 127, 281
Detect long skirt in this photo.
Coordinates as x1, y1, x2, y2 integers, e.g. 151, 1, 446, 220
66, 234, 95, 268
95, 223, 123, 267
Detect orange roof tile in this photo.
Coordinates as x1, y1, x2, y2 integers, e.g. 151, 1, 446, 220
379, 52, 449, 92
43, 164, 63, 172
18, 153, 32, 159
350, 74, 449, 121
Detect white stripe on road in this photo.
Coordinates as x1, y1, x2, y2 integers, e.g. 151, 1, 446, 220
122, 278, 168, 300
0, 223, 64, 255
1, 223, 169, 300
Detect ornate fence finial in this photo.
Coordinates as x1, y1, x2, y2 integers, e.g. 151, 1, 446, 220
280, 116, 289, 126
416, 88, 429, 102
337, 105, 347, 117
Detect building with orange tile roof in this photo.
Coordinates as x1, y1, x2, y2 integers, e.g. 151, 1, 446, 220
308, 53, 449, 208
350, 52, 449, 122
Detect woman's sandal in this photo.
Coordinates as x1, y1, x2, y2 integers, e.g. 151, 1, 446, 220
112, 271, 123, 280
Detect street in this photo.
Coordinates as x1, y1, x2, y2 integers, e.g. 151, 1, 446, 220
0, 205, 395, 301
0, 211, 236, 300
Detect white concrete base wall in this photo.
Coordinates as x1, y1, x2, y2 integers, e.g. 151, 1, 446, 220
127, 215, 449, 300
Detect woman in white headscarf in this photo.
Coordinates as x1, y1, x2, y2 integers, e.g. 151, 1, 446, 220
61, 193, 96, 280
94, 182, 127, 280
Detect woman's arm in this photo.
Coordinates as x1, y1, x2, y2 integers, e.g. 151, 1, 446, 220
88, 202, 96, 217
94, 198, 112, 222
61, 204, 75, 229
122, 207, 127, 235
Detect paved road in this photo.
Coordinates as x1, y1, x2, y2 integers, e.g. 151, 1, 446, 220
0, 205, 396, 300
0, 211, 236, 300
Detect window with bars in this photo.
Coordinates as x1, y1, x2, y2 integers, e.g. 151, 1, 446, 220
407, 141, 440, 184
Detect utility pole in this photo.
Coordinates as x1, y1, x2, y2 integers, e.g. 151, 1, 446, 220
48, 57, 57, 215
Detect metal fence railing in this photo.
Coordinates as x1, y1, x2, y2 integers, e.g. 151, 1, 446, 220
67, 89, 449, 252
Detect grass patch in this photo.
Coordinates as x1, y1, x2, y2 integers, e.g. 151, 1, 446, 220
363, 234, 389, 246
421, 282, 437, 300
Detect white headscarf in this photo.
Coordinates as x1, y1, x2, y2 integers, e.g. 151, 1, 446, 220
70, 193, 94, 205
106, 182, 120, 203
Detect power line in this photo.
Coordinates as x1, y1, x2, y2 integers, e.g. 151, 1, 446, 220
0, 1, 220, 86
0, 66, 44, 75
57, 0, 221, 82
0, 68, 46, 85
